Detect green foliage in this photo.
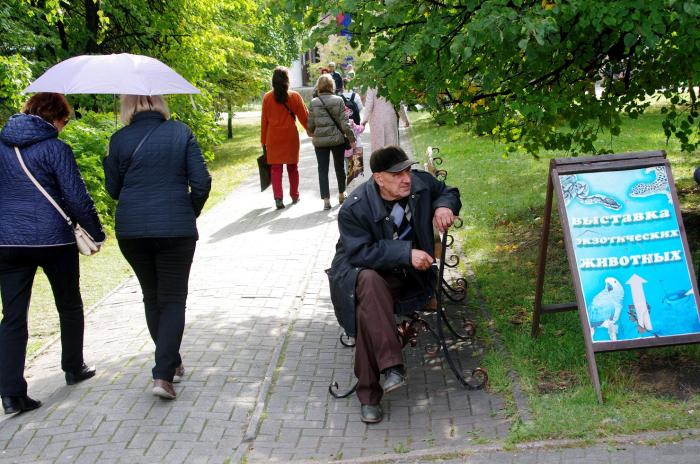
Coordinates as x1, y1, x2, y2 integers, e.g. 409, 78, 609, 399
288, 0, 700, 155
309, 35, 369, 83
59, 112, 117, 231
409, 110, 700, 440
169, 95, 223, 163
0, 54, 31, 123
2, 0, 303, 161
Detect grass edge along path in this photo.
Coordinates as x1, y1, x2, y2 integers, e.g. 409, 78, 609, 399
407, 110, 700, 443
26, 119, 261, 358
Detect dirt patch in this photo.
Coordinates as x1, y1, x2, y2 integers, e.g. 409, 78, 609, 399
630, 353, 700, 400
537, 369, 578, 394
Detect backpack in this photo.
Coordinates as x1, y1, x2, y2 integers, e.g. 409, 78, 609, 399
342, 92, 361, 125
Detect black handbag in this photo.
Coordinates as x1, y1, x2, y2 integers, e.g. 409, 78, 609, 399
318, 95, 352, 150
257, 146, 271, 191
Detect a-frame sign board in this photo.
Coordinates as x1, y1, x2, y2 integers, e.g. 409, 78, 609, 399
531, 151, 700, 403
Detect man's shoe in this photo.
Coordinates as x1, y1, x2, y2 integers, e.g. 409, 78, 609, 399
360, 404, 383, 423
2, 395, 42, 415
275, 199, 285, 209
323, 198, 332, 210
382, 366, 407, 394
173, 365, 185, 384
65, 364, 96, 385
152, 379, 176, 399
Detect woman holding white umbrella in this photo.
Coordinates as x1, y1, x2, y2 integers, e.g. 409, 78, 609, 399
103, 95, 211, 400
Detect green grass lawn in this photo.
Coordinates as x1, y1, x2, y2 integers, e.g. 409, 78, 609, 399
408, 110, 700, 442
26, 118, 261, 358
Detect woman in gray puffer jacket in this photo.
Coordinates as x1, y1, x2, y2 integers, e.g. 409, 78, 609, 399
307, 74, 356, 210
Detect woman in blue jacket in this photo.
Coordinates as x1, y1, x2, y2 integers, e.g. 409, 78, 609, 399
0, 92, 105, 414
103, 95, 211, 400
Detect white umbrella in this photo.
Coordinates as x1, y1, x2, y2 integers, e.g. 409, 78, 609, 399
23, 53, 200, 95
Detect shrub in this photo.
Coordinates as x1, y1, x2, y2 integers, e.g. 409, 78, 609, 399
59, 112, 118, 231
0, 55, 32, 124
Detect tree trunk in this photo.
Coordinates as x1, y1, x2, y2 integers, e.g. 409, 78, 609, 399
227, 102, 233, 139
84, 0, 99, 53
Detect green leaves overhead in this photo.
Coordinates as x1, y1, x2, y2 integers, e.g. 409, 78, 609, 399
286, 0, 700, 155
2, 0, 304, 158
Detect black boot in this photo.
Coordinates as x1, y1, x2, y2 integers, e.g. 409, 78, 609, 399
2, 395, 42, 414
65, 363, 96, 385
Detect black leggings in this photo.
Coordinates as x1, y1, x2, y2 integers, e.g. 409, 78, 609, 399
314, 144, 346, 199
118, 237, 196, 382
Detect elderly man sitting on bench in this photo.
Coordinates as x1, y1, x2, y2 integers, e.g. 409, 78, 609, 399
327, 145, 461, 423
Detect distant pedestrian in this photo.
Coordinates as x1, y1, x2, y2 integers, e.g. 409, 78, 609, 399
307, 74, 356, 210
0, 92, 105, 414
342, 105, 365, 176
328, 62, 344, 95
345, 63, 356, 80
103, 94, 211, 400
361, 88, 410, 154
341, 78, 363, 125
261, 66, 309, 209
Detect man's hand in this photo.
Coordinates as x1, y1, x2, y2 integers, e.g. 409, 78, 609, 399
411, 250, 434, 271
433, 207, 455, 233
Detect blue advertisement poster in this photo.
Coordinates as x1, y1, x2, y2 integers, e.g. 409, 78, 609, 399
559, 166, 700, 344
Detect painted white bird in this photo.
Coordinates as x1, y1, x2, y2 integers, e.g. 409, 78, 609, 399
588, 277, 625, 341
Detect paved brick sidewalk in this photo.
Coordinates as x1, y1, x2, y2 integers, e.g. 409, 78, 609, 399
0, 133, 342, 463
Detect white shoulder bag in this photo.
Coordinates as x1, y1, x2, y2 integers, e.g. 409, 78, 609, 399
14, 146, 100, 256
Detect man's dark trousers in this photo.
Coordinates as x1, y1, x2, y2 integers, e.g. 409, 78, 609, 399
354, 269, 404, 405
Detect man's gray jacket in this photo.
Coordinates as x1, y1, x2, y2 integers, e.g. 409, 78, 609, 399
327, 170, 461, 337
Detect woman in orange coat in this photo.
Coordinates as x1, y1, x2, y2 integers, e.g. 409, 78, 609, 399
261, 67, 309, 209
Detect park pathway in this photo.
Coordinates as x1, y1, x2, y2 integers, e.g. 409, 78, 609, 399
0, 127, 507, 463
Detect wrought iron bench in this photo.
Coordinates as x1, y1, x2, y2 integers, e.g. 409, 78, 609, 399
329, 147, 488, 398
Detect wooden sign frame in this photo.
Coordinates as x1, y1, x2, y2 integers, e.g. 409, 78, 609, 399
531, 151, 700, 402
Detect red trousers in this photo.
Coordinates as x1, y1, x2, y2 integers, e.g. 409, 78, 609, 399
354, 270, 404, 405
270, 163, 299, 201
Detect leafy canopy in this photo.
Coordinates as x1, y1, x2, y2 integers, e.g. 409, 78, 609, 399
1, 0, 303, 155
287, 0, 700, 155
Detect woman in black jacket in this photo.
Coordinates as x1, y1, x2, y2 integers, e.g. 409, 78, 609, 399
0, 93, 105, 414
103, 95, 211, 400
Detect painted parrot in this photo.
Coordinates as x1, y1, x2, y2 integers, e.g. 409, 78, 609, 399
588, 277, 624, 341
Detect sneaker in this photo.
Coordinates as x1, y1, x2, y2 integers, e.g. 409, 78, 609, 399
275, 199, 285, 209
173, 365, 185, 384
152, 379, 176, 399
323, 198, 331, 210
338, 192, 347, 204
